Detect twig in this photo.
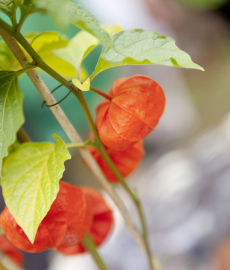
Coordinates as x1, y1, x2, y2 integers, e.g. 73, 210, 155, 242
0, 26, 159, 268
82, 235, 108, 270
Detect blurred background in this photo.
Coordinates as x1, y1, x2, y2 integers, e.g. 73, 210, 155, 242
1, 0, 230, 269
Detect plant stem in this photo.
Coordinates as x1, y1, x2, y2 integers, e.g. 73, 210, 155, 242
90, 86, 112, 101
0, 21, 159, 270
17, 127, 31, 143
66, 139, 92, 149
82, 235, 109, 270
17, 65, 37, 76
76, 92, 155, 270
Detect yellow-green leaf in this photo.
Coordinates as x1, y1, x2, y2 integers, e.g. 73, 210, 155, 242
91, 29, 204, 80
1, 134, 71, 243
0, 71, 24, 172
72, 78, 90, 91
0, 41, 17, 70
30, 31, 78, 77
53, 31, 99, 78
101, 24, 123, 37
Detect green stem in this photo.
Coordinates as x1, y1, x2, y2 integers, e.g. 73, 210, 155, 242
76, 92, 155, 270
16, 11, 31, 32
0, 262, 8, 270
90, 86, 112, 101
82, 234, 109, 270
0, 19, 155, 270
66, 139, 93, 149
17, 64, 37, 76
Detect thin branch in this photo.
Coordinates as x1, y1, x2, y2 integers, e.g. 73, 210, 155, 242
0, 26, 159, 268
82, 235, 109, 270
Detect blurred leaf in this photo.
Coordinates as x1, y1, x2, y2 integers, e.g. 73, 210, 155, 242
53, 31, 99, 77
0, 40, 17, 70
7, 139, 20, 155
19, 0, 37, 22
0, 0, 22, 19
0, 32, 88, 78
1, 134, 71, 243
101, 23, 123, 37
91, 29, 204, 79
0, 71, 24, 172
33, 0, 69, 29
68, 2, 112, 48
72, 78, 90, 91
178, 0, 227, 9
30, 31, 78, 77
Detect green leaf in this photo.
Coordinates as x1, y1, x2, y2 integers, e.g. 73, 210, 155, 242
68, 2, 112, 48
101, 24, 123, 37
0, 0, 21, 19
30, 31, 78, 77
0, 71, 24, 172
0, 40, 17, 70
1, 134, 71, 243
53, 31, 99, 77
91, 29, 204, 80
33, 0, 69, 29
72, 78, 90, 91
19, 0, 37, 22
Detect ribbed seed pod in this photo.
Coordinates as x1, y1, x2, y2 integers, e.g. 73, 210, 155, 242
96, 75, 165, 151
86, 140, 145, 183
57, 187, 113, 255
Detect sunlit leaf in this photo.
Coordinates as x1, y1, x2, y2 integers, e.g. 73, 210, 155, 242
0, 71, 24, 172
1, 134, 71, 243
30, 32, 77, 77
91, 29, 204, 80
72, 78, 90, 91
101, 24, 123, 37
53, 31, 99, 77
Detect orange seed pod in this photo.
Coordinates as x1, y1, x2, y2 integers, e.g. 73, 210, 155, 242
96, 75, 165, 151
57, 187, 113, 255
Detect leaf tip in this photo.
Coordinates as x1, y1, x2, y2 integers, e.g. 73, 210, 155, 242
72, 78, 90, 91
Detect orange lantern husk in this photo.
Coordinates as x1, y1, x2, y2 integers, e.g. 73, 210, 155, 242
96, 75, 165, 151
57, 187, 113, 255
0, 235, 24, 266
86, 140, 145, 183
